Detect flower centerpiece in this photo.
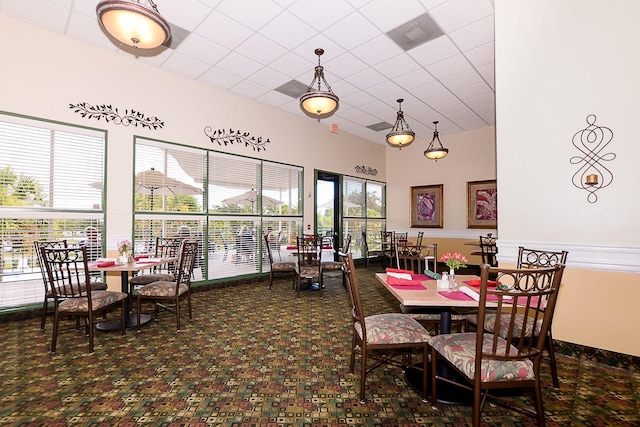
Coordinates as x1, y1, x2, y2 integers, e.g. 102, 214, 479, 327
439, 252, 468, 277
117, 239, 132, 263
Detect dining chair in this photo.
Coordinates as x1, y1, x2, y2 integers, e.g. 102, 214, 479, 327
340, 252, 432, 402
264, 234, 296, 291
135, 240, 199, 332
479, 233, 498, 267
386, 231, 406, 267
129, 236, 181, 288
430, 263, 565, 427
320, 233, 351, 289
40, 245, 127, 353
35, 239, 108, 331
294, 236, 321, 296
465, 247, 569, 388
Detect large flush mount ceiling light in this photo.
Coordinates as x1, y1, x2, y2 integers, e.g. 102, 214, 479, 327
386, 98, 415, 149
97, 0, 171, 49
300, 48, 339, 121
424, 121, 449, 160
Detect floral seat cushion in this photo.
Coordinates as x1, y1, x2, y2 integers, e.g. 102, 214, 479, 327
271, 261, 296, 271
429, 333, 534, 382
296, 264, 319, 277
130, 273, 175, 286
322, 261, 342, 271
464, 313, 543, 338
137, 281, 189, 298
58, 290, 126, 312
355, 313, 431, 345
47, 281, 107, 297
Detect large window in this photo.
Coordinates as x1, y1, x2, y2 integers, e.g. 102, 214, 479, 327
134, 139, 303, 281
0, 113, 105, 309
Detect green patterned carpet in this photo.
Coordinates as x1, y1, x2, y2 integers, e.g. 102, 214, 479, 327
1, 266, 638, 426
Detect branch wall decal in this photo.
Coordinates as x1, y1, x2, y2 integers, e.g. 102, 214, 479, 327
354, 165, 378, 176
204, 126, 270, 152
69, 102, 164, 130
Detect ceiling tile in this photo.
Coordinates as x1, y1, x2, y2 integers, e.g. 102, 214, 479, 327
411, 81, 449, 99
2, 0, 69, 32
408, 35, 458, 67
235, 33, 288, 66
259, 11, 317, 50
344, 68, 387, 90
394, 68, 436, 90
228, 79, 270, 99
215, 51, 263, 78
194, 10, 253, 49
324, 52, 369, 79
449, 15, 494, 52
66, 11, 117, 50
162, 51, 212, 79
176, 34, 230, 65
246, 66, 290, 89
269, 51, 315, 80
453, 81, 493, 100
198, 66, 244, 90
440, 69, 483, 90
157, 0, 212, 31
375, 53, 422, 79
288, 0, 355, 31
426, 54, 472, 80
215, 0, 283, 30
360, 0, 427, 32
429, 0, 493, 32
477, 62, 494, 82
350, 34, 404, 66
323, 12, 382, 51
464, 41, 494, 67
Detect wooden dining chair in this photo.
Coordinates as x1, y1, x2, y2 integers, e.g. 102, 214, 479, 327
264, 234, 296, 291
135, 240, 199, 332
466, 247, 569, 388
129, 236, 181, 288
35, 239, 108, 331
340, 252, 432, 402
430, 263, 565, 427
479, 233, 498, 267
40, 245, 127, 353
320, 233, 351, 289
294, 236, 322, 296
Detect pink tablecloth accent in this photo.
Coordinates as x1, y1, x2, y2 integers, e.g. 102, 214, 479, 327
411, 274, 433, 281
389, 283, 427, 290
439, 290, 500, 302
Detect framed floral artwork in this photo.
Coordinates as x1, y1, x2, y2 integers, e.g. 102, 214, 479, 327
467, 180, 497, 229
410, 184, 443, 228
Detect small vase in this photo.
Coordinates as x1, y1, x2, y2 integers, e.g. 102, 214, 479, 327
448, 268, 456, 290
119, 252, 127, 264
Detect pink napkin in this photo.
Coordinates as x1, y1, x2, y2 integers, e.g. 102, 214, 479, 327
386, 276, 426, 290
463, 279, 498, 287
96, 261, 115, 267
134, 254, 149, 261
411, 274, 433, 281
386, 268, 414, 275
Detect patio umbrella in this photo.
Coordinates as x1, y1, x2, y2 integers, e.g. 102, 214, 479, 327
136, 168, 202, 210
221, 189, 283, 212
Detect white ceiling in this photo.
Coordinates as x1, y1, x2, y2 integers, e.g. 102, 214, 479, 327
0, 0, 495, 146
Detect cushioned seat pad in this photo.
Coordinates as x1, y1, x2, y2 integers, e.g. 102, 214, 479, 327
355, 313, 431, 345
429, 333, 534, 382
130, 273, 174, 286
137, 281, 188, 297
58, 290, 126, 312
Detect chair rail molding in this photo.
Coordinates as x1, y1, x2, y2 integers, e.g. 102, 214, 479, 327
497, 240, 640, 273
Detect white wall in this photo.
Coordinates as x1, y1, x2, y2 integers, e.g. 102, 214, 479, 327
496, 0, 640, 355
0, 14, 386, 242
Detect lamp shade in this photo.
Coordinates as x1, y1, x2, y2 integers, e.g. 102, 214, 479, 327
386, 99, 415, 149
97, 0, 170, 49
300, 49, 339, 120
423, 121, 448, 160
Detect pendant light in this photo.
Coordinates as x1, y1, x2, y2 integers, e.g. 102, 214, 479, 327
386, 98, 415, 149
97, 0, 171, 49
424, 121, 449, 160
300, 48, 339, 121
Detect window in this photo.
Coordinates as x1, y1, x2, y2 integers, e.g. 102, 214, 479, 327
342, 176, 386, 259
0, 113, 105, 309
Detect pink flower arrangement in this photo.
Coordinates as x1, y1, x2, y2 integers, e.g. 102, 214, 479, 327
439, 252, 468, 270
117, 240, 132, 255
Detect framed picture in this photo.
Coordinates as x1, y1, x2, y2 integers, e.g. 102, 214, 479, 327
467, 180, 497, 229
410, 185, 443, 228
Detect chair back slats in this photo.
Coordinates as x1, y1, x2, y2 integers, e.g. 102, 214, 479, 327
340, 252, 364, 332
175, 240, 199, 288
34, 240, 68, 293
40, 246, 93, 302
296, 236, 321, 266
263, 234, 275, 264
155, 237, 182, 273
475, 263, 564, 365
517, 246, 568, 269
479, 233, 498, 266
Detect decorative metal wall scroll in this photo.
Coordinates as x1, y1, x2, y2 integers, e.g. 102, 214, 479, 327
354, 165, 378, 176
204, 126, 270, 152
570, 114, 616, 203
69, 102, 164, 130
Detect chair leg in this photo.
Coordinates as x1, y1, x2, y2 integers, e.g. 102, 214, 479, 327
472, 382, 482, 427
176, 296, 181, 331
269, 271, 274, 290
359, 345, 367, 402
430, 348, 438, 408
137, 296, 142, 332
40, 297, 49, 331
534, 377, 546, 427
120, 300, 126, 336
51, 310, 60, 353
187, 292, 193, 321
87, 311, 95, 353
546, 331, 560, 388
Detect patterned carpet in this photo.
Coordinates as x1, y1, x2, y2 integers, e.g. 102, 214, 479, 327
0, 265, 638, 426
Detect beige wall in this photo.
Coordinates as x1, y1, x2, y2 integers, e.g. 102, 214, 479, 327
495, 0, 640, 356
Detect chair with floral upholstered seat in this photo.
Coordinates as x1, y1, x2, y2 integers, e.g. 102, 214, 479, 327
295, 235, 322, 296
135, 240, 198, 332
35, 239, 108, 331
430, 263, 565, 426
40, 245, 127, 353
320, 234, 350, 289
464, 246, 568, 388
129, 236, 181, 289
340, 252, 432, 402
264, 234, 296, 290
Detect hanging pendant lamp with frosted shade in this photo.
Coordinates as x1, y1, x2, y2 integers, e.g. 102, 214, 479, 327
300, 48, 339, 121
386, 98, 415, 149
424, 121, 449, 160
97, 0, 171, 49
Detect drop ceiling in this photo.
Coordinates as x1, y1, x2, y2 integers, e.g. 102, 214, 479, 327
0, 0, 495, 146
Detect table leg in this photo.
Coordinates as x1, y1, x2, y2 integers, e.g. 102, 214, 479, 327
96, 270, 152, 331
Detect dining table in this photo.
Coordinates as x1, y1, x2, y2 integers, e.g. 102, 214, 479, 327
376, 271, 493, 405
89, 256, 177, 330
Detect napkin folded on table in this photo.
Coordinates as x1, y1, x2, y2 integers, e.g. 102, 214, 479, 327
134, 254, 149, 261
411, 273, 432, 281
459, 285, 511, 302
424, 269, 441, 280
96, 261, 115, 267
463, 279, 499, 287
386, 268, 413, 281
